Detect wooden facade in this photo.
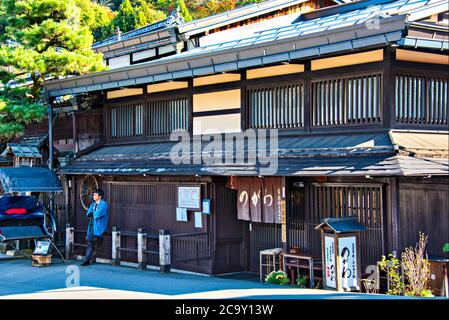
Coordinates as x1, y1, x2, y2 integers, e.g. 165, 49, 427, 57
42, 0, 449, 277
55, 47, 449, 275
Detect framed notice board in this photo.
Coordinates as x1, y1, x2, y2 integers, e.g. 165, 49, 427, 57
177, 185, 201, 210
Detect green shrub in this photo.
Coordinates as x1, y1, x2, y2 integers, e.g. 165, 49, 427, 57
295, 275, 308, 288
265, 270, 290, 285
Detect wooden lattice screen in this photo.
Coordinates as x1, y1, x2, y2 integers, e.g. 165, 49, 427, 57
247, 82, 305, 129
311, 73, 383, 127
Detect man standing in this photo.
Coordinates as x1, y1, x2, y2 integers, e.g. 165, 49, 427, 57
81, 188, 108, 266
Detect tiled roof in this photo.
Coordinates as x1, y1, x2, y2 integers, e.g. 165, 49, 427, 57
58, 131, 449, 176
1, 144, 41, 158
44, 0, 448, 97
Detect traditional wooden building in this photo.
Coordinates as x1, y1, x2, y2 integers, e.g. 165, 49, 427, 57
43, 0, 449, 276
0, 134, 50, 167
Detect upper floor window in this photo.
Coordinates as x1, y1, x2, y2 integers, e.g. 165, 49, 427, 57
311, 73, 382, 127
247, 83, 305, 129
395, 74, 448, 127
148, 97, 189, 136
110, 103, 143, 139
108, 96, 189, 141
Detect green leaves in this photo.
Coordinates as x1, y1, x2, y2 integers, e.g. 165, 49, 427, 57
443, 243, 449, 253
265, 270, 291, 286
176, 0, 192, 22
0, 0, 108, 142
108, 0, 166, 36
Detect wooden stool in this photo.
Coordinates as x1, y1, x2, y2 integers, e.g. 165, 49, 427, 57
260, 248, 283, 282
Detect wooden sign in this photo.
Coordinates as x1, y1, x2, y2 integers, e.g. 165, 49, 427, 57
338, 236, 358, 290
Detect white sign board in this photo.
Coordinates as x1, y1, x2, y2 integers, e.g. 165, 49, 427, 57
338, 236, 358, 290
176, 207, 188, 222
324, 235, 336, 288
178, 186, 201, 209
202, 199, 211, 215
194, 212, 203, 228
33, 240, 51, 255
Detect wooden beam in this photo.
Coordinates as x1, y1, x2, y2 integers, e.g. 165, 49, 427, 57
193, 73, 241, 86
147, 81, 188, 93
311, 49, 384, 71
106, 88, 143, 100
396, 49, 449, 65
246, 64, 304, 79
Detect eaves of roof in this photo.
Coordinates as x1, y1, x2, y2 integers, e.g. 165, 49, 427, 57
44, 15, 407, 97
178, 0, 309, 36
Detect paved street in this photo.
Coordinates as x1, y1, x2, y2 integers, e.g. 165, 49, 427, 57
0, 258, 417, 299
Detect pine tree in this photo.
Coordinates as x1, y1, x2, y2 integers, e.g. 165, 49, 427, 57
0, 0, 108, 143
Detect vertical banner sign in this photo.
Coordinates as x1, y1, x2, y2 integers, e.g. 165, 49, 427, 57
338, 236, 358, 290
324, 235, 336, 288
280, 199, 287, 243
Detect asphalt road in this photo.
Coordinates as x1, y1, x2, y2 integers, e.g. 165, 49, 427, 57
0, 258, 420, 299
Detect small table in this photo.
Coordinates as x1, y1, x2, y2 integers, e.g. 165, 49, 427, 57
282, 253, 322, 288
259, 248, 283, 282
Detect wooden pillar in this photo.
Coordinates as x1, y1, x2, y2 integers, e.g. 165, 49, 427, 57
240, 70, 247, 131
112, 226, 121, 266
72, 113, 79, 154
65, 224, 74, 260
159, 229, 171, 272
303, 61, 312, 134
383, 46, 395, 129
137, 228, 147, 270
386, 177, 401, 253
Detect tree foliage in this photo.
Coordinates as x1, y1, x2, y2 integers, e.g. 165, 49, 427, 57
187, 0, 264, 19
176, 0, 192, 22
0, 0, 108, 143
105, 0, 166, 37
96, 0, 266, 40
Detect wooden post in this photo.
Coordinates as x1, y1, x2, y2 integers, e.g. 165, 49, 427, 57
443, 261, 449, 298
386, 177, 401, 253
382, 46, 395, 129
303, 61, 311, 134
137, 228, 147, 270
159, 229, 171, 272
112, 226, 121, 266
65, 224, 74, 260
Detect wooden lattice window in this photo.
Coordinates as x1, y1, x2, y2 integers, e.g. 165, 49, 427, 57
147, 97, 189, 136
311, 73, 382, 127
110, 102, 143, 139
395, 74, 448, 126
305, 183, 384, 267
247, 83, 305, 129
306, 184, 383, 228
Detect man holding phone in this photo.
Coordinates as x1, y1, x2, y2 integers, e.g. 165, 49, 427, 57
81, 188, 109, 266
